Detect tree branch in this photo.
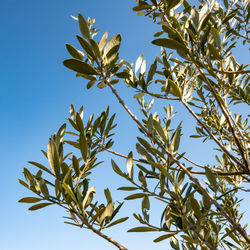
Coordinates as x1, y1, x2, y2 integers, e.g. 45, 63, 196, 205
105, 80, 250, 244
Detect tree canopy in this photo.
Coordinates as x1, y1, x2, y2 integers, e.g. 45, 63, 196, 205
19, 0, 250, 249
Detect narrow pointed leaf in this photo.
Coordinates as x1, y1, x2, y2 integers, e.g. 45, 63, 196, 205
29, 202, 53, 211
63, 59, 98, 75
19, 197, 42, 203
78, 13, 91, 40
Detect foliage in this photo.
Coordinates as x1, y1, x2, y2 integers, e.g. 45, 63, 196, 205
19, 0, 250, 249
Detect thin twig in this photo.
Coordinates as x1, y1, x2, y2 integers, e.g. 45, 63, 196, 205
102, 146, 250, 176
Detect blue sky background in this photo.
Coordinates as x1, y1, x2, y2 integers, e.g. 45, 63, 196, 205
1, 0, 249, 249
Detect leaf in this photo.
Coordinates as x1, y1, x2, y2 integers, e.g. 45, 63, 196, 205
39, 178, 49, 199
104, 188, 112, 203
66, 44, 84, 60
115, 72, 131, 79
126, 151, 133, 179
28, 161, 54, 176
47, 139, 60, 177
205, 167, 218, 191
97, 81, 107, 89
103, 34, 121, 58
110, 201, 124, 221
141, 59, 146, 74
153, 119, 168, 145
62, 182, 78, 204
111, 159, 125, 177
135, 54, 143, 73
152, 38, 188, 53
99, 202, 114, 225
168, 79, 182, 98
169, 126, 181, 153
162, 25, 184, 44
132, 5, 151, 11
124, 193, 146, 200
117, 186, 138, 191
154, 233, 176, 242
79, 132, 88, 161
86, 79, 96, 89
99, 31, 108, 50
207, 43, 222, 60
190, 198, 201, 219
82, 186, 96, 210
72, 155, 80, 176
78, 13, 91, 40
19, 179, 29, 189
210, 27, 221, 48
76, 35, 95, 58
89, 39, 101, 58
128, 227, 157, 232
29, 202, 53, 211
70, 104, 75, 121
106, 217, 129, 228
153, 163, 172, 180
19, 197, 42, 203
63, 59, 99, 75
181, 235, 199, 244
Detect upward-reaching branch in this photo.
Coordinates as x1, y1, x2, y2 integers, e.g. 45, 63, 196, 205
105, 79, 250, 244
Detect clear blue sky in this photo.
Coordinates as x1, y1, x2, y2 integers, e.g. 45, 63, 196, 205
1, 0, 249, 249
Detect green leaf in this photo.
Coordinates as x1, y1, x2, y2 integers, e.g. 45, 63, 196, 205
19, 179, 29, 189
153, 163, 172, 180
132, 5, 151, 11
168, 79, 182, 98
205, 167, 218, 191
111, 159, 125, 177
62, 182, 78, 204
106, 217, 129, 228
103, 34, 121, 58
76, 35, 95, 58
99, 202, 114, 225
99, 31, 108, 50
29, 202, 53, 211
135, 54, 143, 73
181, 235, 199, 244
78, 13, 91, 40
66, 44, 84, 60
19, 197, 42, 203
117, 186, 138, 191
47, 139, 60, 177
190, 198, 201, 219
72, 155, 80, 176
210, 27, 221, 48
89, 39, 101, 58
63, 59, 98, 75
125, 193, 146, 200
110, 201, 124, 221
86, 79, 96, 89
39, 178, 49, 199
128, 227, 157, 232
126, 151, 133, 179
28, 161, 54, 176
154, 233, 176, 242
169, 126, 181, 153
115, 72, 131, 79
104, 188, 112, 204
153, 119, 168, 145
79, 132, 88, 161
207, 43, 222, 60
152, 38, 188, 53
162, 25, 184, 44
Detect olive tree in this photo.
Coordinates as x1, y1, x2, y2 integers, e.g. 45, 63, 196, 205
19, 0, 250, 249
